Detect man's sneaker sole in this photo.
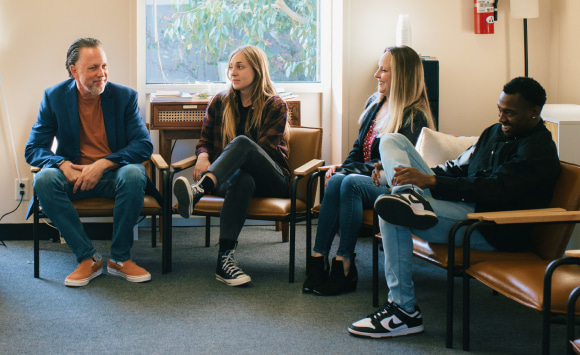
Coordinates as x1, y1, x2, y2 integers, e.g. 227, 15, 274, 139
174, 177, 193, 218
374, 194, 438, 230
348, 324, 424, 338
64, 268, 102, 287
107, 267, 151, 283
216, 274, 251, 287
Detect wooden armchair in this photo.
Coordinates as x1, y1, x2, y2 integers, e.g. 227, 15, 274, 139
369, 161, 580, 350
458, 162, 580, 353
167, 126, 324, 282
31, 153, 170, 277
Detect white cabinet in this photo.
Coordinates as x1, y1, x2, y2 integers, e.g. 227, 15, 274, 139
542, 104, 580, 165
541, 104, 580, 249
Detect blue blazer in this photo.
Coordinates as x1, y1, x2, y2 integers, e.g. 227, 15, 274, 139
25, 79, 156, 218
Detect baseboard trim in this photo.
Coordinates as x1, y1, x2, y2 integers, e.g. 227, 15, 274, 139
0, 222, 113, 241
2, 217, 312, 241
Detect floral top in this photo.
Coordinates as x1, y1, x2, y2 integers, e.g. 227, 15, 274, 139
362, 119, 379, 163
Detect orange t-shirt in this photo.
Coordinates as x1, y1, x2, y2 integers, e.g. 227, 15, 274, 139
76, 95, 112, 165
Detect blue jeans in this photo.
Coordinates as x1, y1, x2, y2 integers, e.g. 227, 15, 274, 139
313, 173, 389, 259
33, 164, 147, 263
378, 134, 496, 312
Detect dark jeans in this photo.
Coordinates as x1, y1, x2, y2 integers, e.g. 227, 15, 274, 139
313, 173, 390, 259
33, 164, 147, 262
208, 135, 289, 242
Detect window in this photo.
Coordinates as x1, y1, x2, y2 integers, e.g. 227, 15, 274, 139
145, 0, 320, 85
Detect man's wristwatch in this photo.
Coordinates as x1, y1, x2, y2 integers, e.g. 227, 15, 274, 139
56, 159, 66, 168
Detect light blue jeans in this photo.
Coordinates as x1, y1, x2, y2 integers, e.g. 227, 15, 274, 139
378, 134, 496, 312
313, 173, 390, 259
33, 164, 147, 263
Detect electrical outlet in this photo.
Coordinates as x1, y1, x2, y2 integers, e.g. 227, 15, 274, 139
15, 178, 30, 201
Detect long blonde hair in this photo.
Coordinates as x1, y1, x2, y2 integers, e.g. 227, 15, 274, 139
221, 45, 279, 147
367, 46, 435, 135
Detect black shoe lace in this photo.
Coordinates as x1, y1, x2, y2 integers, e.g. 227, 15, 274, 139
368, 301, 393, 322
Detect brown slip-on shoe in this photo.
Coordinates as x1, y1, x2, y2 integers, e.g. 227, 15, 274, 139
107, 259, 151, 283
64, 256, 103, 287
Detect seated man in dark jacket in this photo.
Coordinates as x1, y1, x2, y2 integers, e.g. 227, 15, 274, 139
348, 77, 561, 339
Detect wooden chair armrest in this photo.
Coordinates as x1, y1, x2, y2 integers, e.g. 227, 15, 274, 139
150, 154, 169, 170
31, 166, 40, 173
294, 159, 324, 176
317, 165, 332, 172
171, 155, 198, 171
466, 208, 580, 225
467, 208, 565, 219
565, 250, 580, 257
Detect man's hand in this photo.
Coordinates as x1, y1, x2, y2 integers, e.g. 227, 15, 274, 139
59, 161, 81, 185
391, 167, 436, 189
69, 159, 118, 193
372, 162, 383, 186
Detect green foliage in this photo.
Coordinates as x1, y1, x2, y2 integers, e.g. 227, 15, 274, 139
148, 0, 319, 83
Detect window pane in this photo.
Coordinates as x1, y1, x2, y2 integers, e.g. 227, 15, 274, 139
146, 0, 320, 85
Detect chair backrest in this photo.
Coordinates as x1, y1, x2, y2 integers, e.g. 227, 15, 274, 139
286, 126, 323, 203
531, 161, 580, 260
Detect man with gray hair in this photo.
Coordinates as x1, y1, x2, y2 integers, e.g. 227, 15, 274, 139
25, 38, 153, 287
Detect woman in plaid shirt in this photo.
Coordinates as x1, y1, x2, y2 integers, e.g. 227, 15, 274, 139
173, 45, 290, 287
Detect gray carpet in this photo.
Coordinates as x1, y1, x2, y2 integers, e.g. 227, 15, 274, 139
0, 224, 570, 354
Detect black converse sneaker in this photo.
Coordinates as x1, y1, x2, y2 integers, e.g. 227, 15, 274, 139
348, 300, 424, 338
374, 188, 438, 230
216, 249, 252, 286
173, 176, 205, 218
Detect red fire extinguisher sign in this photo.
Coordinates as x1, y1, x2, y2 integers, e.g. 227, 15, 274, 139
474, 0, 495, 34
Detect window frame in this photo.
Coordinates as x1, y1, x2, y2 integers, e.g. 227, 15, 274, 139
138, 0, 330, 94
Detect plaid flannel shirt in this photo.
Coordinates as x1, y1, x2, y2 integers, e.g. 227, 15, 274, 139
196, 92, 291, 182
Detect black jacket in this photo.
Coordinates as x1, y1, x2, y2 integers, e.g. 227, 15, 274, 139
337, 94, 428, 176
431, 120, 561, 251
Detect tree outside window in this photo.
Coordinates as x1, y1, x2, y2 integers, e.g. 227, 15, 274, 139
146, 0, 320, 85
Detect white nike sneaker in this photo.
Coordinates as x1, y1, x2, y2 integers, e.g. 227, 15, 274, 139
374, 188, 438, 230
348, 300, 424, 338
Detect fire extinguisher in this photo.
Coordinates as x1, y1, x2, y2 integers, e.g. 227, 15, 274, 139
474, 0, 498, 34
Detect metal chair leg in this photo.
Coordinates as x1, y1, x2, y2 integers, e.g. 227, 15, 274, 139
567, 287, 580, 355
33, 194, 40, 278
205, 216, 211, 247
372, 235, 379, 307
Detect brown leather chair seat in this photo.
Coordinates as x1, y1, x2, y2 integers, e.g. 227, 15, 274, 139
468, 259, 580, 313
194, 196, 308, 220
411, 236, 544, 269
69, 196, 162, 216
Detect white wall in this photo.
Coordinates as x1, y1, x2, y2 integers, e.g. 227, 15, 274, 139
0, 0, 136, 224
549, 0, 580, 103
337, 0, 568, 160
0, 0, 578, 225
